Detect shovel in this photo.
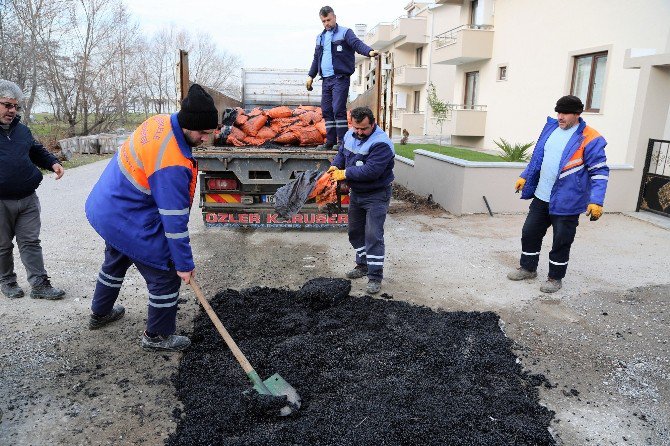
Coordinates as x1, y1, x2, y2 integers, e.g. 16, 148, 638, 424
189, 278, 301, 416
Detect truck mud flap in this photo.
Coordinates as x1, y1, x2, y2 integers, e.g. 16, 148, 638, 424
203, 210, 348, 229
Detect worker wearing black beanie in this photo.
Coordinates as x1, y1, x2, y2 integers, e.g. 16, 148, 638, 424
508, 93, 609, 294
85, 83, 220, 353
554, 95, 584, 114
177, 84, 219, 131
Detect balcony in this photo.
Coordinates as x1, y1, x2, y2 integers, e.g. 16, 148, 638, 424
393, 109, 424, 135
393, 65, 427, 86
364, 23, 393, 49
441, 105, 487, 136
433, 25, 494, 65
390, 16, 428, 49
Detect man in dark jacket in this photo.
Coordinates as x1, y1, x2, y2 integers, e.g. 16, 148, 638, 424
330, 106, 394, 294
0, 79, 65, 300
307, 6, 378, 149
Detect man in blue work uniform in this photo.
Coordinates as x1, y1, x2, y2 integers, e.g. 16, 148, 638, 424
329, 107, 394, 295
508, 95, 609, 293
307, 6, 378, 150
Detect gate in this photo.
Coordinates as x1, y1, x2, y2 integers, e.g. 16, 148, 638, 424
637, 138, 670, 216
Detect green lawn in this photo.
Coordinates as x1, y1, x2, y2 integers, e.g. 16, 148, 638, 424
395, 144, 503, 162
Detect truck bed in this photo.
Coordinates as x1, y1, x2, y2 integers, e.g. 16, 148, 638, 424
193, 145, 347, 229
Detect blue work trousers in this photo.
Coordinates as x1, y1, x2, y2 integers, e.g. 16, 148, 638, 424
348, 185, 392, 282
91, 242, 182, 335
321, 75, 351, 144
519, 198, 579, 280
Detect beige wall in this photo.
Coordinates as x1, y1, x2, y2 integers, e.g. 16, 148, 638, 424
395, 152, 637, 215
447, 0, 670, 164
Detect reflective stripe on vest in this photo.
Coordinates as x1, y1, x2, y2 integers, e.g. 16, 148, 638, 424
561, 126, 601, 172
116, 115, 197, 204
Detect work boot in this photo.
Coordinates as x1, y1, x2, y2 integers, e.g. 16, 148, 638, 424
345, 265, 368, 280
540, 278, 562, 293
89, 305, 126, 330
366, 280, 382, 295
1, 282, 24, 299
30, 276, 65, 300
141, 332, 191, 352
315, 142, 335, 151
507, 267, 538, 281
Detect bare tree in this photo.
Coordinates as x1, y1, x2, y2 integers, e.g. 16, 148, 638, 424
187, 32, 242, 100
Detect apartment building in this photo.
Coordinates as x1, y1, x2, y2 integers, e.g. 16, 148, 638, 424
355, 0, 670, 169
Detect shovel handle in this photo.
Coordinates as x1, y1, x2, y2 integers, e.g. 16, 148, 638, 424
189, 278, 255, 374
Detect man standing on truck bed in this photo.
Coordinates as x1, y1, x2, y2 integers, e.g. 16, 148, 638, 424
307, 5, 378, 150
329, 106, 394, 295
85, 84, 218, 352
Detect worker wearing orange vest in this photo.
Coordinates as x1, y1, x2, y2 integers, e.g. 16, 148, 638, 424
85, 84, 218, 352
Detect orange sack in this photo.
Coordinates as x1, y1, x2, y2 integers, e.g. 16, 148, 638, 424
298, 126, 325, 146
230, 126, 246, 141
256, 126, 278, 140
315, 120, 327, 137
299, 111, 320, 126
274, 131, 299, 145
226, 135, 246, 147
267, 106, 293, 119
235, 108, 248, 126
270, 117, 299, 133
307, 172, 339, 209
243, 135, 267, 146
247, 107, 264, 118
241, 115, 268, 137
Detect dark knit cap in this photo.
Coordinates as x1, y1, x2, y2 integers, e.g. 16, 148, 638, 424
554, 95, 584, 114
177, 84, 218, 130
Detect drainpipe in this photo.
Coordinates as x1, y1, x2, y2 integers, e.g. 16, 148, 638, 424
423, 6, 436, 136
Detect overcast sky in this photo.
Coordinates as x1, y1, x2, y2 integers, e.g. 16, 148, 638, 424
126, 0, 414, 69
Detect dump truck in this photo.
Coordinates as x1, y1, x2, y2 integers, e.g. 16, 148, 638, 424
192, 68, 349, 228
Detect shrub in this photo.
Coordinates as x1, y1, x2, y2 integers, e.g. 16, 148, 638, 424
494, 138, 534, 162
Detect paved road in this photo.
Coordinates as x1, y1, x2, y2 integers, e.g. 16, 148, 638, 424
0, 158, 668, 445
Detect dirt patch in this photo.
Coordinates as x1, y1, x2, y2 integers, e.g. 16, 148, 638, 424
167, 278, 555, 446
390, 184, 446, 215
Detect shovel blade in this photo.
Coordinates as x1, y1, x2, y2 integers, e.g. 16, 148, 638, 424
255, 373, 302, 416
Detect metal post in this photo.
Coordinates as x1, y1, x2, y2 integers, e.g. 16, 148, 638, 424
388, 55, 394, 139
375, 53, 382, 122
178, 50, 190, 102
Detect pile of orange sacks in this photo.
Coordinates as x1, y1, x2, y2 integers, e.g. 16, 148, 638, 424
224, 105, 329, 147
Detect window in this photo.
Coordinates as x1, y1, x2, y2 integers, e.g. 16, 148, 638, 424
415, 47, 423, 67
497, 65, 507, 81
413, 91, 421, 113
464, 71, 479, 109
571, 51, 607, 112
470, 0, 483, 26
357, 64, 363, 85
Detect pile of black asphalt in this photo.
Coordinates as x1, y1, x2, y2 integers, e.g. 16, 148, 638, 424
167, 277, 555, 446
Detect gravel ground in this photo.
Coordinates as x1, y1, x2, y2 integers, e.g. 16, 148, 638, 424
0, 158, 668, 445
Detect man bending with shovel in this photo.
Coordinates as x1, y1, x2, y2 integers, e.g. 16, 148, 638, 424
85, 84, 218, 352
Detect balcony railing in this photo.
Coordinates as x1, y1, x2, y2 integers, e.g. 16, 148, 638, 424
434, 24, 493, 49
450, 104, 487, 111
